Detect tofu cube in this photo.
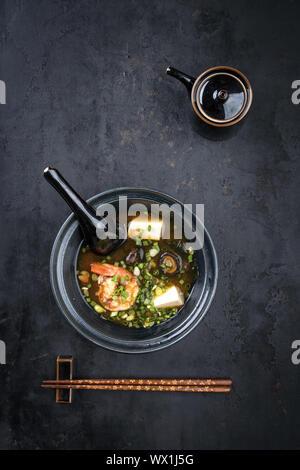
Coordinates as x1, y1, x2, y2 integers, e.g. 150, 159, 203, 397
128, 217, 163, 241
153, 285, 184, 309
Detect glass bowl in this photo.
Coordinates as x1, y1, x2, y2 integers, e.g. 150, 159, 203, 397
49, 188, 218, 353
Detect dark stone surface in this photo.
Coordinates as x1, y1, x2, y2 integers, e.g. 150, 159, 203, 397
0, 0, 300, 450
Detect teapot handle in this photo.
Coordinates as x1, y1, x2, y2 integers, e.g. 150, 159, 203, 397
166, 66, 196, 93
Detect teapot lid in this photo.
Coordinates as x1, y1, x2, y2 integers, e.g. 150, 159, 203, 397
192, 67, 252, 126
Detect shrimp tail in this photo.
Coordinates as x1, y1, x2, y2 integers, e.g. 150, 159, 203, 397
90, 263, 132, 278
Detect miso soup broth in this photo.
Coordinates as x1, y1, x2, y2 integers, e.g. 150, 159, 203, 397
77, 216, 198, 328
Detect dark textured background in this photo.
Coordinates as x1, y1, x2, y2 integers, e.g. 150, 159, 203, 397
0, 0, 300, 450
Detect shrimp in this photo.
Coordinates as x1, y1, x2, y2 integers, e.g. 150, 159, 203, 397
90, 263, 139, 311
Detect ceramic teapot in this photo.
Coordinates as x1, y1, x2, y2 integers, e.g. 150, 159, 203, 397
166, 65, 253, 127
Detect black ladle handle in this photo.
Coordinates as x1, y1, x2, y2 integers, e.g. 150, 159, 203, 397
44, 166, 98, 221
44, 166, 125, 255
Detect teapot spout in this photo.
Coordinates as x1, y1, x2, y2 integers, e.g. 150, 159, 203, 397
166, 66, 195, 93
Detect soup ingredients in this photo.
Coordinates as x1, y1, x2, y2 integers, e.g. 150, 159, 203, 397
78, 270, 90, 283
90, 263, 139, 311
94, 304, 105, 313
153, 285, 184, 309
149, 245, 160, 257
125, 248, 138, 265
81, 286, 89, 296
77, 218, 198, 328
128, 217, 163, 240
160, 252, 182, 276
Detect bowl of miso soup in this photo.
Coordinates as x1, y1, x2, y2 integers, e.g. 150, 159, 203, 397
50, 188, 218, 353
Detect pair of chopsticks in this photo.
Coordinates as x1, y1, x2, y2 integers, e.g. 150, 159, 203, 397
42, 378, 232, 393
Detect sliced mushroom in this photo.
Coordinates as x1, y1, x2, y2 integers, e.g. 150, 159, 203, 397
159, 252, 182, 276
139, 247, 144, 260
126, 248, 138, 265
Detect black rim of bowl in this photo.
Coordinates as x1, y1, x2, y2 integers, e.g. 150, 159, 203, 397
49, 187, 218, 353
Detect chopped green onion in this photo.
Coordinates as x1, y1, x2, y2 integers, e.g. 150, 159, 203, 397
149, 247, 159, 257
94, 304, 105, 313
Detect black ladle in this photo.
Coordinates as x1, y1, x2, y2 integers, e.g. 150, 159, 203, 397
44, 166, 126, 255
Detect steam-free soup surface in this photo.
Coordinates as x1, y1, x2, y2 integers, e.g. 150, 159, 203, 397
77, 220, 197, 328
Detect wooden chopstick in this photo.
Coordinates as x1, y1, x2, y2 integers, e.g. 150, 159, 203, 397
42, 383, 231, 393
43, 378, 232, 387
